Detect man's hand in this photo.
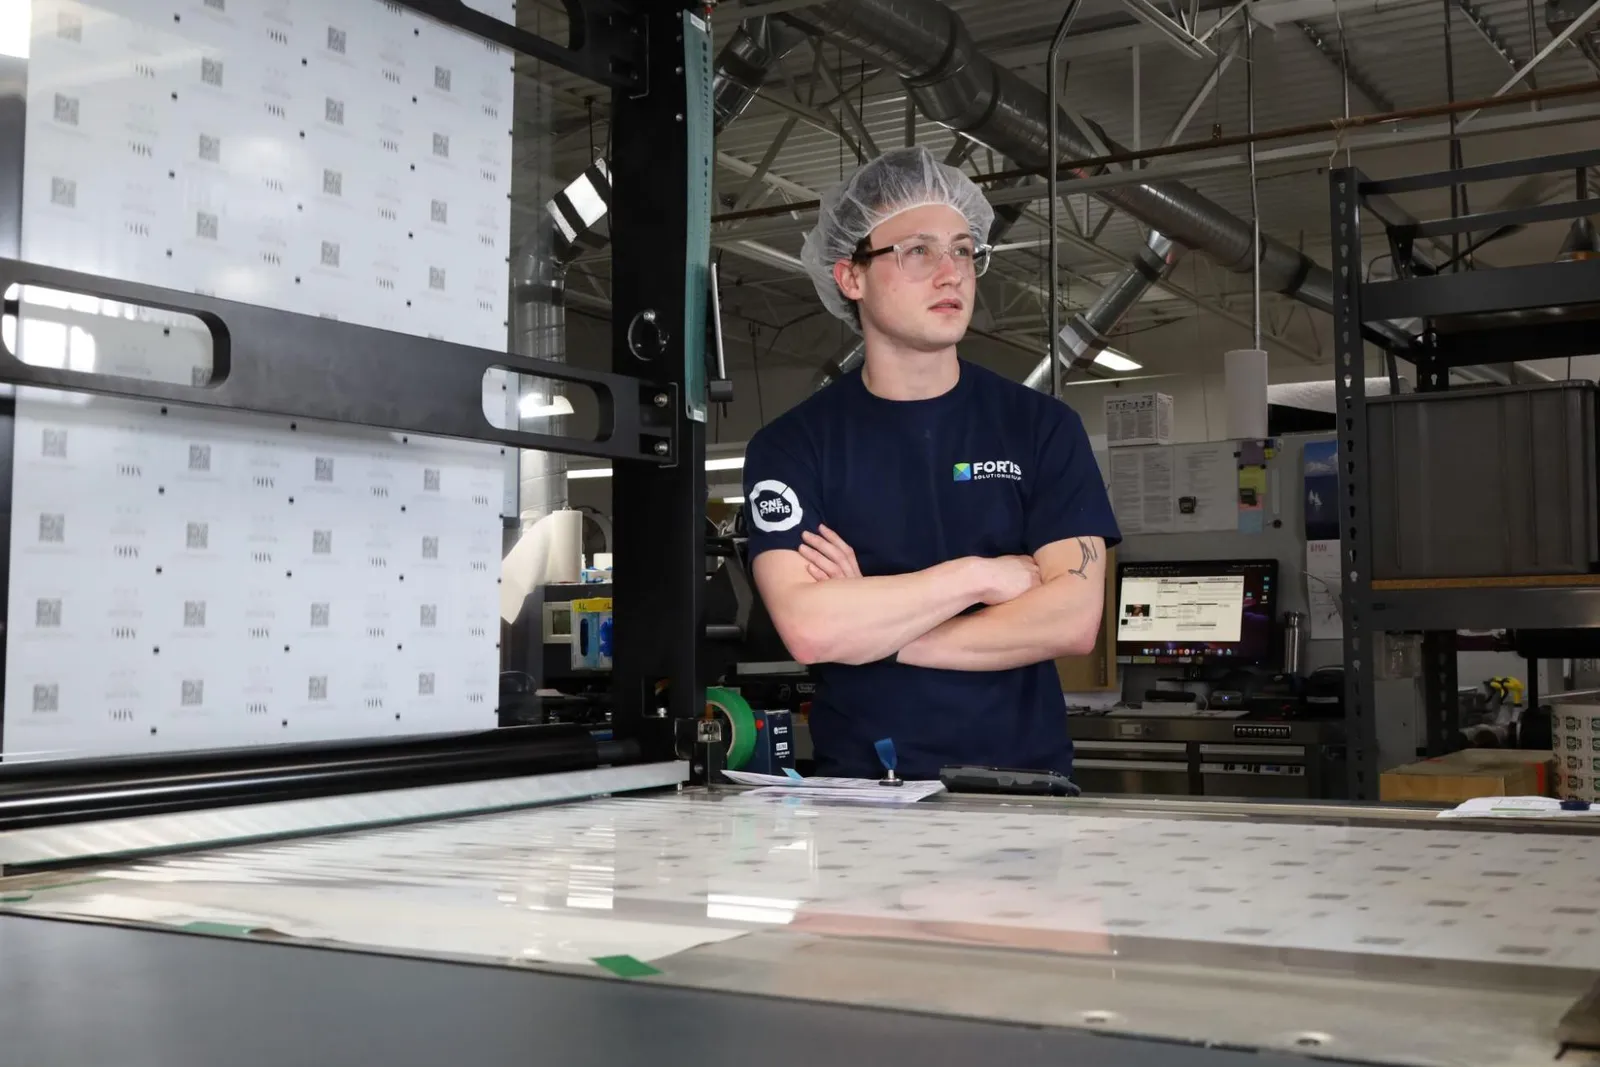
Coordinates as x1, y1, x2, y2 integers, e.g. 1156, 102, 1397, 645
976, 555, 1042, 604
798, 525, 862, 581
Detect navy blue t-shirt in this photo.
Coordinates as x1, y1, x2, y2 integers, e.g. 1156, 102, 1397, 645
741, 360, 1122, 780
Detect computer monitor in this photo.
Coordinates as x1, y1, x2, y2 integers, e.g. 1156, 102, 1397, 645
1114, 559, 1279, 666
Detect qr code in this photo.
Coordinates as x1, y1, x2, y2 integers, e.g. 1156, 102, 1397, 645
39, 513, 65, 544
421, 536, 438, 560
432, 133, 449, 158
313, 529, 332, 555
430, 199, 447, 224
197, 211, 219, 240
434, 65, 451, 91
325, 97, 344, 125
42, 428, 67, 457
327, 26, 345, 53
36, 598, 62, 628
184, 600, 206, 628
309, 675, 328, 701
199, 133, 220, 161
57, 10, 82, 39
33, 683, 60, 714
181, 679, 204, 706
423, 468, 440, 492
189, 443, 211, 471
201, 57, 223, 86
53, 93, 79, 126
321, 240, 340, 267
420, 604, 437, 628
51, 177, 76, 208
428, 267, 445, 291
311, 602, 330, 628
418, 672, 435, 696
187, 521, 209, 550
315, 457, 334, 482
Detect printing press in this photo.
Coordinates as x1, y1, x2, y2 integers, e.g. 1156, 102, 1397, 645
1, 1, 1600, 1065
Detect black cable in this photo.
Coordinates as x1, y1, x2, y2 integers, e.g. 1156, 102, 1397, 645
748, 323, 767, 427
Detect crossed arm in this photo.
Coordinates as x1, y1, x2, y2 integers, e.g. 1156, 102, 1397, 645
750, 526, 1107, 671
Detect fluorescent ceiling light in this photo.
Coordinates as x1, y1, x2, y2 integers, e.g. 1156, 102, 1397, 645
1093, 348, 1142, 372
719, 496, 744, 505
567, 455, 744, 480
518, 393, 575, 420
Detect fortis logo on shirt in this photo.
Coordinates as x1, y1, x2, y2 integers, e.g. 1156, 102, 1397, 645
954, 459, 1023, 482
747, 479, 803, 533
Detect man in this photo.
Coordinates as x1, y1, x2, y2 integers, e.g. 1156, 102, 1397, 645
740, 145, 1122, 780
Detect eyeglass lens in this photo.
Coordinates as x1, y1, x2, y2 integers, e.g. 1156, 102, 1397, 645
894, 238, 991, 280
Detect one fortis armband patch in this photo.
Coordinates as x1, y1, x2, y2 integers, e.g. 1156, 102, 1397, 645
747, 479, 803, 533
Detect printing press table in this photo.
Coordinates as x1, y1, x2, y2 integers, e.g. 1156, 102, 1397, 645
3, 782, 1600, 1067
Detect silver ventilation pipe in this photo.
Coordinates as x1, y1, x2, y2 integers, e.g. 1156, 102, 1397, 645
515, 159, 613, 529
782, 0, 1331, 310
512, 233, 571, 530
714, 16, 810, 127
1023, 231, 1180, 390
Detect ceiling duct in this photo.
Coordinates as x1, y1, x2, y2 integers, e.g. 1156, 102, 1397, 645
714, 17, 810, 127
781, 0, 1334, 313
1023, 231, 1181, 390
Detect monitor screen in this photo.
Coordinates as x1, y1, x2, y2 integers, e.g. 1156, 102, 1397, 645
1114, 559, 1278, 665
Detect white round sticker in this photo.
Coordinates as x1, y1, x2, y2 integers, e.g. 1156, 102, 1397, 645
747, 479, 803, 533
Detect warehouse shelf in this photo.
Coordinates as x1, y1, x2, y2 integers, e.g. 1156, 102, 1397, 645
1362, 258, 1600, 321
1329, 146, 1600, 800
1367, 578, 1600, 632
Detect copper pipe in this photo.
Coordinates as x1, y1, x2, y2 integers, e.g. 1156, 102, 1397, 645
710, 77, 1600, 225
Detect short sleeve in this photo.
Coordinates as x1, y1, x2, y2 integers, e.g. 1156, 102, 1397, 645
1025, 402, 1122, 555
741, 422, 826, 558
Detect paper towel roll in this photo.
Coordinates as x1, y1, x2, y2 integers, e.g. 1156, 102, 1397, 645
499, 508, 585, 624
1225, 348, 1269, 441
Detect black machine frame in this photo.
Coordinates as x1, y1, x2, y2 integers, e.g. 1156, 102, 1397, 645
0, 0, 705, 777
1329, 146, 1600, 800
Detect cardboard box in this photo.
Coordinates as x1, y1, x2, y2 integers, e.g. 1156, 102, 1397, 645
1379, 748, 1557, 803
1056, 548, 1119, 692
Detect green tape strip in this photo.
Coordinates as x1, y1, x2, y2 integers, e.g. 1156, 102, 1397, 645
0, 877, 108, 906
592, 955, 661, 979
180, 921, 259, 937
706, 686, 758, 772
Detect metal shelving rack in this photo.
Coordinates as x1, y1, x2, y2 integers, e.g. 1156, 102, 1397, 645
1329, 147, 1600, 800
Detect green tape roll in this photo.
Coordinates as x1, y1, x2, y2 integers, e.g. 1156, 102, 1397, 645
706, 686, 757, 771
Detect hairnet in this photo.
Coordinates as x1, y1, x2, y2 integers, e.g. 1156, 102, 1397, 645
800, 145, 996, 329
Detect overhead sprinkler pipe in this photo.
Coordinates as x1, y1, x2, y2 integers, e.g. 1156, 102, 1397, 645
1046, 0, 1087, 399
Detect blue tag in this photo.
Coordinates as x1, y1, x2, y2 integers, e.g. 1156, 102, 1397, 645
874, 737, 897, 774
782, 766, 804, 781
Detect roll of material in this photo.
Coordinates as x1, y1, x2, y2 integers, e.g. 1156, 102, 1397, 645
706, 687, 758, 772
1225, 348, 1269, 441
499, 508, 585, 624
1552, 701, 1600, 802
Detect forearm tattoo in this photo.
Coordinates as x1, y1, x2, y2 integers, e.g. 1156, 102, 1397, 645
1067, 537, 1099, 579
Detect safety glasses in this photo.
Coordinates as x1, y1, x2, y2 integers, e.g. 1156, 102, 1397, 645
853, 235, 992, 281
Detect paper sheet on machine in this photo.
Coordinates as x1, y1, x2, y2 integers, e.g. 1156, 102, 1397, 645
722, 770, 946, 804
